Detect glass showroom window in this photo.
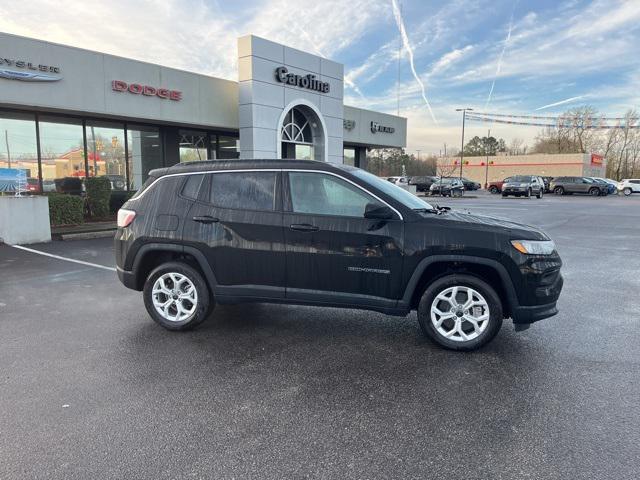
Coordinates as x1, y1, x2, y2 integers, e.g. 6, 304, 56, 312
0, 111, 39, 193
39, 116, 86, 194
218, 135, 240, 159
128, 125, 163, 190
179, 130, 208, 162
281, 107, 313, 160
343, 147, 356, 167
86, 121, 127, 190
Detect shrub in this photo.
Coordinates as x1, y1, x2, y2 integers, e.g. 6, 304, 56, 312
109, 190, 136, 214
85, 176, 112, 218
47, 193, 84, 226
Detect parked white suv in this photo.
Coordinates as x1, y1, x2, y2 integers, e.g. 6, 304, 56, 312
618, 179, 640, 196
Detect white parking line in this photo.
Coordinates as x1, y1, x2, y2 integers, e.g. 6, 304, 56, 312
10, 244, 116, 272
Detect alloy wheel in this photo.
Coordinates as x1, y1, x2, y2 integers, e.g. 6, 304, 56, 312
152, 272, 198, 322
430, 286, 490, 342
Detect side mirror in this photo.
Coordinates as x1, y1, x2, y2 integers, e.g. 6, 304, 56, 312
364, 203, 394, 220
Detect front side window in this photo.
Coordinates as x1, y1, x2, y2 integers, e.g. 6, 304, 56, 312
288, 172, 383, 218
208, 171, 277, 211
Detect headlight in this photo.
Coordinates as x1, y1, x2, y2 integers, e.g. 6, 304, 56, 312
511, 240, 555, 255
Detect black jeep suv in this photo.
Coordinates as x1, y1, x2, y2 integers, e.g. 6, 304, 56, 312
115, 160, 563, 351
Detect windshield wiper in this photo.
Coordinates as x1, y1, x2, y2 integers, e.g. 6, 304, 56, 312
413, 205, 450, 215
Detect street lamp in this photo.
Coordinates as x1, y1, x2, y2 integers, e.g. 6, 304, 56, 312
456, 108, 473, 179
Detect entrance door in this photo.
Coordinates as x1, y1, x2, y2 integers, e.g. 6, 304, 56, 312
283, 171, 404, 306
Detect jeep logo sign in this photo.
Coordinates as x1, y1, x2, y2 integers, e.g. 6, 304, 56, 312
275, 67, 330, 94
371, 121, 395, 134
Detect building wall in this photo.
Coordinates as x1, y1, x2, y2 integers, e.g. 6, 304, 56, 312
237, 35, 344, 163
0, 32, 238, 130
438, 153, 607, 185
343, 106, 407, 149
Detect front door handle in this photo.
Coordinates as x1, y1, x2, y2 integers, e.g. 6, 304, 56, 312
193, 215, 219, 224
290, 223, 319, 232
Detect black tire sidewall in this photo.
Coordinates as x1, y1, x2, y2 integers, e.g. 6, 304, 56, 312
417, 274, 503, 351
143, 261, 211, 331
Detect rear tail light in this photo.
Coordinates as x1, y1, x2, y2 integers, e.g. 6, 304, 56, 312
117, 208, 136, 228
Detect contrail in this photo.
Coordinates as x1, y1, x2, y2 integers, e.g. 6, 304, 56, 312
391, 0, 438, 124
535, 96, 585, 111
484, 2, 518, 110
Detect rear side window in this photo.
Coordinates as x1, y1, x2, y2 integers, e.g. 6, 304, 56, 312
181, 174, 205, 199
130, 175, 157, 199
208, 171, 277, 211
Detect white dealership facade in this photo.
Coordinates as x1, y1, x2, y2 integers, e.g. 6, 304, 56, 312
0, 32, 407, 192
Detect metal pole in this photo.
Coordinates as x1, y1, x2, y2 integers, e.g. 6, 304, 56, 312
416, 149, 421, 161
459, 110, 466, 179
485, 128, 490, 189
5, 130, 11, 169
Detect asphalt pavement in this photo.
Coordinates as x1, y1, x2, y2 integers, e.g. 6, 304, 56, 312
1, 192, 639, 479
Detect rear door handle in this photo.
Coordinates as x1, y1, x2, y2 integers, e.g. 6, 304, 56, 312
193, 215, 219, 224
290, 223, 319, 232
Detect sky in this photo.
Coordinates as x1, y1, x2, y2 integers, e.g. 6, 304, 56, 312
1, 0, 639, 156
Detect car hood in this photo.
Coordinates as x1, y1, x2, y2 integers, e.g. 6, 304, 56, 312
427, 210, 549, 240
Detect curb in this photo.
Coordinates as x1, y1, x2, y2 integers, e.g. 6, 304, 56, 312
56, 230, 116, 241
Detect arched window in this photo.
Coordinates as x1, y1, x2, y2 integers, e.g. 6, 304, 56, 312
281, 107, 313, 145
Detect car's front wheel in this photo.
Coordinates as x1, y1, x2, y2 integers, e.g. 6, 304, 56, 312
143, 261, 212, 330
589, 187, 600, 196
536, 189, 543, 199
417, 274, 503, 351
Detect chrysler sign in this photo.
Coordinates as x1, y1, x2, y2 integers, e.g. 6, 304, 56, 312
0, 57, 61, 82
275, 67, 330, 94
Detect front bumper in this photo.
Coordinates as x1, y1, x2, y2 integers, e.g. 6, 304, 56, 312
512, 272, 563, 324
503, 186, 527, 194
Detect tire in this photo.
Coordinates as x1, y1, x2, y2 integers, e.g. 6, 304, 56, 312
554, 186, 564, 195
501, 193, 508, 198
489, 186, 498, 194
143, 261, 212, 331
526, 188, 532, 198
624, 187, 632, 196
536, 189, 543, 199
589, 187, 600, 196
417, 274, 503, 351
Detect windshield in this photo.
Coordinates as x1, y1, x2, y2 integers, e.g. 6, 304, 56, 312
350, 169, 433, 210
509, 176, 533, 182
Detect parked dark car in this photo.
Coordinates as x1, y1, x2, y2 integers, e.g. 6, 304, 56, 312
115, 160, 563, 351
589, 178, 615, 195
501, 175, 545, 199
429, 177, 465, 197
409, 175, 438, 192
460, 177, 481, 191
549, 176, 608, 196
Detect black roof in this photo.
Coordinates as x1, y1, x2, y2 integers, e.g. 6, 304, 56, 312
149, 159, 354, 178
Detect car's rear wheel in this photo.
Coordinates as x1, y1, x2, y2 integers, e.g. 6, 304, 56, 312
554, 186, 564, 195
623, 187, 632, 196
489, 186, 498, 194
417, 274, 503, 351
589, 187, 600, 196
143, 261, 212, 331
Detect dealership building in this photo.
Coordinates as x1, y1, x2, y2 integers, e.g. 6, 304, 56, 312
0, 32, 407, 192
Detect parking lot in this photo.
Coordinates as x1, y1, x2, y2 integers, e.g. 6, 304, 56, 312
1, 192, 639, 479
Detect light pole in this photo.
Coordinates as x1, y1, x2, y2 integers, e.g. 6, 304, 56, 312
456, 108, 473, 179
484, 128, 490, 189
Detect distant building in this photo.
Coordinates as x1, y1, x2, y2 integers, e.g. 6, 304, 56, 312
438, 153, 606, 185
